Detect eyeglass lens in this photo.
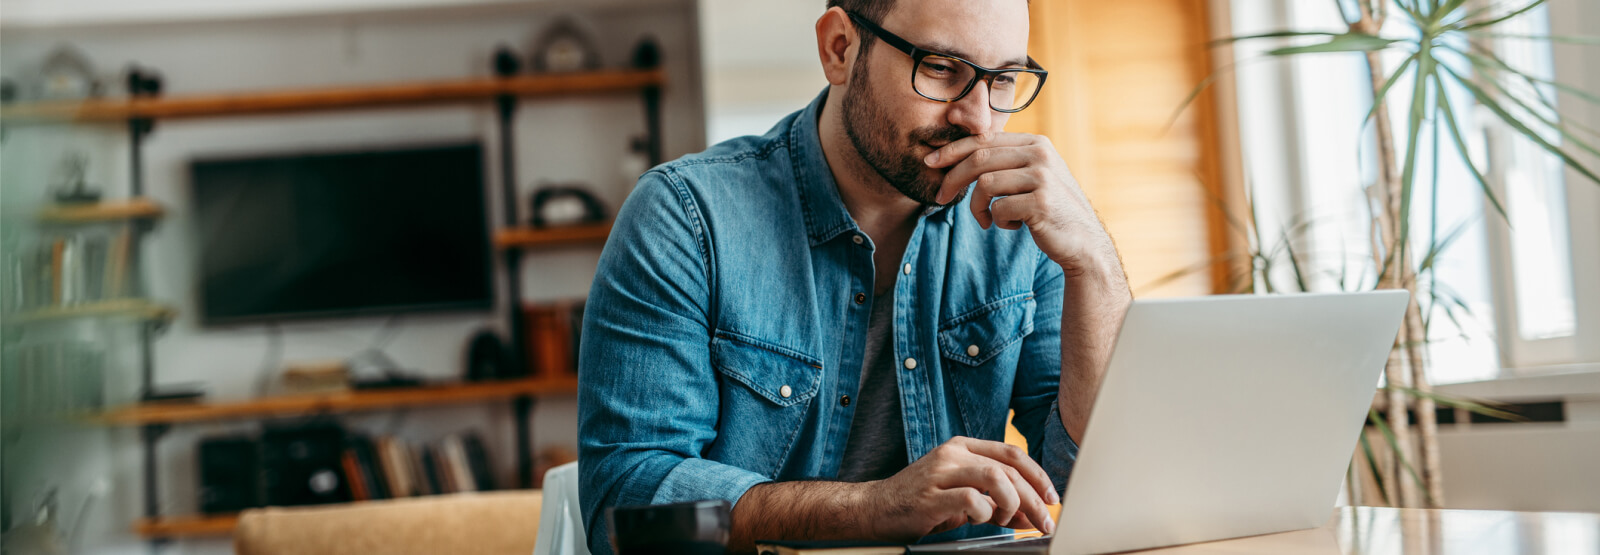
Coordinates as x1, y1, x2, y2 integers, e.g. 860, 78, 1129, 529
913, 54, 1042, 112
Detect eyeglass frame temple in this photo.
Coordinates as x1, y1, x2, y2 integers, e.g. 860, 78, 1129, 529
845, 11, 1048, 113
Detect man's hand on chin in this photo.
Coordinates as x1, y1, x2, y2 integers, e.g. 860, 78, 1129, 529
926, 132, 1123, 284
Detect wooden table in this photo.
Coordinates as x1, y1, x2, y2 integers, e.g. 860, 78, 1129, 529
1128, 506, 1599, 554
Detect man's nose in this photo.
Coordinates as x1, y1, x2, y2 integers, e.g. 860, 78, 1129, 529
946, 81, 993, 136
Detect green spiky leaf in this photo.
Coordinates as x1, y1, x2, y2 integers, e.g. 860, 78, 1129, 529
1442, 64, 1600, 182
1266, 33, 1400, 56
1457, 0, 1549, 31
1208, 30, 1342, 47
1432, 73, 1511, 222
1364, 52, 1422, 127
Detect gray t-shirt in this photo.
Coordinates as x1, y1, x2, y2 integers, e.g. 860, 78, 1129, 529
837, 291, 909, 482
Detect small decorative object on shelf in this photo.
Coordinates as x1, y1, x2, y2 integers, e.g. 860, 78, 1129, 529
530, 16, 602, 73
35, 44, 103, 101
631, 35, 661, 70
465, 329, 516, 381
51, 152, 101, 204
492, 45, 522, 78
346, 349, 425, 390
524, 300, 585, 378
281, 360, 350, 395
124, 65, 163, 98
529, 184, 606, 228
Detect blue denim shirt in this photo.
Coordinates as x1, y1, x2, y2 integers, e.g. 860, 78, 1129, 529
578, 90, 1078, 554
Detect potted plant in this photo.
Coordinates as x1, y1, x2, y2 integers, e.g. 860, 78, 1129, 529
1180, 0, 1597, 507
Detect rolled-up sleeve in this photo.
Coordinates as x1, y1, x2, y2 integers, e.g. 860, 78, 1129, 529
577, 169, 768, 555
1008, 250, 1079, 498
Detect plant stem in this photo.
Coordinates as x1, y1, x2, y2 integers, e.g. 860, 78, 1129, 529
1356, 0, 1420, 509
1405, 282, 1443, 506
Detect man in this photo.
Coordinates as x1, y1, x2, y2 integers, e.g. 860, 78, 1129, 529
578, 0, 1130, 552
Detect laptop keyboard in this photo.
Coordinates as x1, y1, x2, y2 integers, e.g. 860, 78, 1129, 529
940, 535, 1053, 551
968, 535, 1051, 549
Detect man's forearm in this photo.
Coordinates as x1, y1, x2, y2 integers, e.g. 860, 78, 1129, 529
1056, 252, 1132, 442
727, 481, 874, 554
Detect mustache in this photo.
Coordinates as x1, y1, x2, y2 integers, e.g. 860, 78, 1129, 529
910, 125, 971, 146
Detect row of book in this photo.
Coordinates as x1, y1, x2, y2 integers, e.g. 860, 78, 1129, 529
0, 341, 105, 425
342, 433, 496, 501
6, 230, 137, 312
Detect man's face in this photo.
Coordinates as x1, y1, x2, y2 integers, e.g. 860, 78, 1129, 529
840, 1, 1031, 207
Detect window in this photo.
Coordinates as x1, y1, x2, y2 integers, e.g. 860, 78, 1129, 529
1482, 0, 1600, 370
1223, 0, 1598, 384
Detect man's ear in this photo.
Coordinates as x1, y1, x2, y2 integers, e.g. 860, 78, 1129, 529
816, 7, 857, 86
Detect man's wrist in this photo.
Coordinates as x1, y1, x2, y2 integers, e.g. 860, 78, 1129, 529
845, 480, 883, 539
1056, 250, 1129, 297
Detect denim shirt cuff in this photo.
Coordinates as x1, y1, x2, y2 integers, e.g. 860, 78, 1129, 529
1043, 399, 1080, 498
651, 457, 773, 508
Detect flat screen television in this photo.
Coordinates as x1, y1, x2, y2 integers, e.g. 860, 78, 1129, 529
191, 143, 493, 326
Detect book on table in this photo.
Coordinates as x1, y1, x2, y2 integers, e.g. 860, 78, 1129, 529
755, 540, 906, 555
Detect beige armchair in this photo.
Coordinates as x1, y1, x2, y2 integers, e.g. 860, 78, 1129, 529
234, 490, 542, 555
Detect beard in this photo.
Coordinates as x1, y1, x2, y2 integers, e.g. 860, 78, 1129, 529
841, 60, 973, 208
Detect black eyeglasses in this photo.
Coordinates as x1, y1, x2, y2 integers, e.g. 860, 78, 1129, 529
847, 12, 1048, 113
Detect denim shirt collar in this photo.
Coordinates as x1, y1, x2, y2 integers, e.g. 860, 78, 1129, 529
789, 88, 951, 248
790, 88, 857, 247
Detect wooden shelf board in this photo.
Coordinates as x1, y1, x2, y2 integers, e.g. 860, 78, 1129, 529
495, 221, 612, 250
38, 198, 165, 223
3, 69, 665, 122
102, 377, 578, 425
134, 514, 239, 538
9, 299, 175, 325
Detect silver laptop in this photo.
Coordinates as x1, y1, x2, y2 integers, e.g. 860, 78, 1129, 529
911, 291, 1409, 554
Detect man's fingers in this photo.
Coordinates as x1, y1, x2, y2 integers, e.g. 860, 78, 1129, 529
988, 194, 1039, 231
969, 170, 1040, 229
999, 464, 1053, 533
951, 464, 1024, 528
937, 487, 997, 529
925, 132, 1034, 169
935, 146, 1035, 204
952, 437, 1060, 505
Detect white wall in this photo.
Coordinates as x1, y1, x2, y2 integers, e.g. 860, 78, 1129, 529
697, 0, 826, 144
0, 1, 703, 553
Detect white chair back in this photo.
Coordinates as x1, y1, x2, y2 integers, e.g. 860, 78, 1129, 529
532, 461, 590, 555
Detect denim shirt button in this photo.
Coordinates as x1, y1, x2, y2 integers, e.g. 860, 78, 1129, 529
902, 263, 912, 275
780, 385, 793, 398
852, 234, 864, 245
967, 344, 980, 357
903, 358, 917, 370
854, 292, 867, 305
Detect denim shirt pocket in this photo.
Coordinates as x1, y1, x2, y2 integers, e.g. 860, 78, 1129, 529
708, 331, 823, 477
939, 294, 1036, 439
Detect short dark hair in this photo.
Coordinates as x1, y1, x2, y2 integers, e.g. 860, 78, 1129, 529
827, 0, 895, 58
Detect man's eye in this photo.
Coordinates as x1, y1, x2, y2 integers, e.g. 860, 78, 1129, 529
920, 61, 955, 75
994, 74, 1017, 88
